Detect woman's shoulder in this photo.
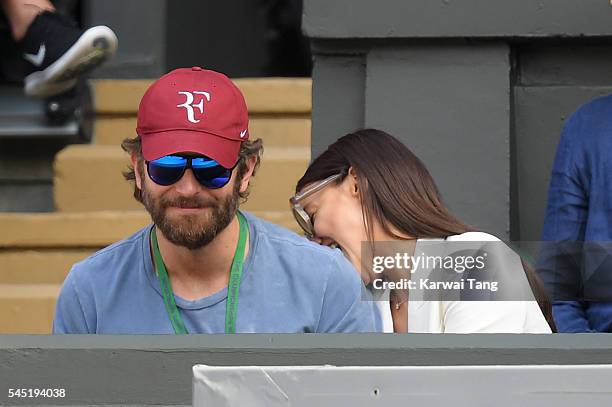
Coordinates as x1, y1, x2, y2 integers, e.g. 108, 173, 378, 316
444, 231, 501, 242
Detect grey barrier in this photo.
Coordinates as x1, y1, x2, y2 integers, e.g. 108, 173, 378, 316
193, 364, 612, 406
2, 334, 612, 406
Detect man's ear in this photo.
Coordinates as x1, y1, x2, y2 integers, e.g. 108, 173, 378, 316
131, 153, 143, 190
348, 166, 359, 197
239, 155, 258, 193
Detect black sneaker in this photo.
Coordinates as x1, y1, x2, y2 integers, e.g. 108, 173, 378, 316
19, 11, 118, 97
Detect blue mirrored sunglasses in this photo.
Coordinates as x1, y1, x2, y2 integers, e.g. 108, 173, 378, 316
146, 155, 233, 189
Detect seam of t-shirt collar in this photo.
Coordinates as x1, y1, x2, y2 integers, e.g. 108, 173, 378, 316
141, 211, 258, 310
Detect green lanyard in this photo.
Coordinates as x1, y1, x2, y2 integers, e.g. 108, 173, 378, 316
151, 212, 249, 334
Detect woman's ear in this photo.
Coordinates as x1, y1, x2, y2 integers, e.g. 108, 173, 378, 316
348, 166, 359, 197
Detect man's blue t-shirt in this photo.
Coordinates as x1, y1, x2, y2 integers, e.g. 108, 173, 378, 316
53, 211, 381, 334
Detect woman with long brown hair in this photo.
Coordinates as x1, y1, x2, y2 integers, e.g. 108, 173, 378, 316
291, 129, 555, 333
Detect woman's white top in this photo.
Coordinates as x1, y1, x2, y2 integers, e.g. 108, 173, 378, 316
377, 232, 552, 334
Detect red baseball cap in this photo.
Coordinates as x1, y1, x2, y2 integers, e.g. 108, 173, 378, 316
136, 67, 249, 168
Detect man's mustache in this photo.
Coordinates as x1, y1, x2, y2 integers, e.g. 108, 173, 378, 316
159, 196, 216, 209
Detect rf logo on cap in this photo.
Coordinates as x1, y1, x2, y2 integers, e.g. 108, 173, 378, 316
137, 68, 250, 169
177, 91, 211, 124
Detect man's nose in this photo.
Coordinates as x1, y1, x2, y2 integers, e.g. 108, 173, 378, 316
173, 169, 201, 195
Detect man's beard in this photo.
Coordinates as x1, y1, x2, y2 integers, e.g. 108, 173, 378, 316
141, 179, 240, 250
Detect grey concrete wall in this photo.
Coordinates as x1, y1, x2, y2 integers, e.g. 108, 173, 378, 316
83, 0, 301, 78
305, 0, 612, 241
165, 0, 270, 78
514, 44, 612, 242
0, 81, 92, 212
311, 55, 365, 155
303, 0, 612, 39
2, 334, 612, 406
309, 39, 513, 237
0, 139, 62, 212
84, 0, 167, 78
364, 43, 511, 235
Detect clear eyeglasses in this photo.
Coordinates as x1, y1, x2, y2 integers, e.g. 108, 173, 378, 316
289, 173, 343, 239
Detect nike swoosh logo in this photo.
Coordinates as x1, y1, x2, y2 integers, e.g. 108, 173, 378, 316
24, 44, 46, 67
240, 130, 247, 138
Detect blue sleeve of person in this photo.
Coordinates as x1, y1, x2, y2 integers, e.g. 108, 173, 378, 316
315, 251, 382, 333
539, 105, 591, 332
53, 265, 95, 334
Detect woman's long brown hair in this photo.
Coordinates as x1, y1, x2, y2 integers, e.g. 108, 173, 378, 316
296, 129, 556, 332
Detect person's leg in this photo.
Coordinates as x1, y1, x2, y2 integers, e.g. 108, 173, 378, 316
1, 0, 118, 97
0, 0, 55, 41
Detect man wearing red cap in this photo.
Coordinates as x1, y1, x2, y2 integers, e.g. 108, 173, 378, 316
53, 67, 380, 334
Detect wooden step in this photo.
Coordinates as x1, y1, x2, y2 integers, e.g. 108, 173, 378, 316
0, 211, 150, 248
94, 78, 312, 115
0, 210, 300, 249
0, 284, 59, 333
0, 249, 92, 284
54, 145, 309, 212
